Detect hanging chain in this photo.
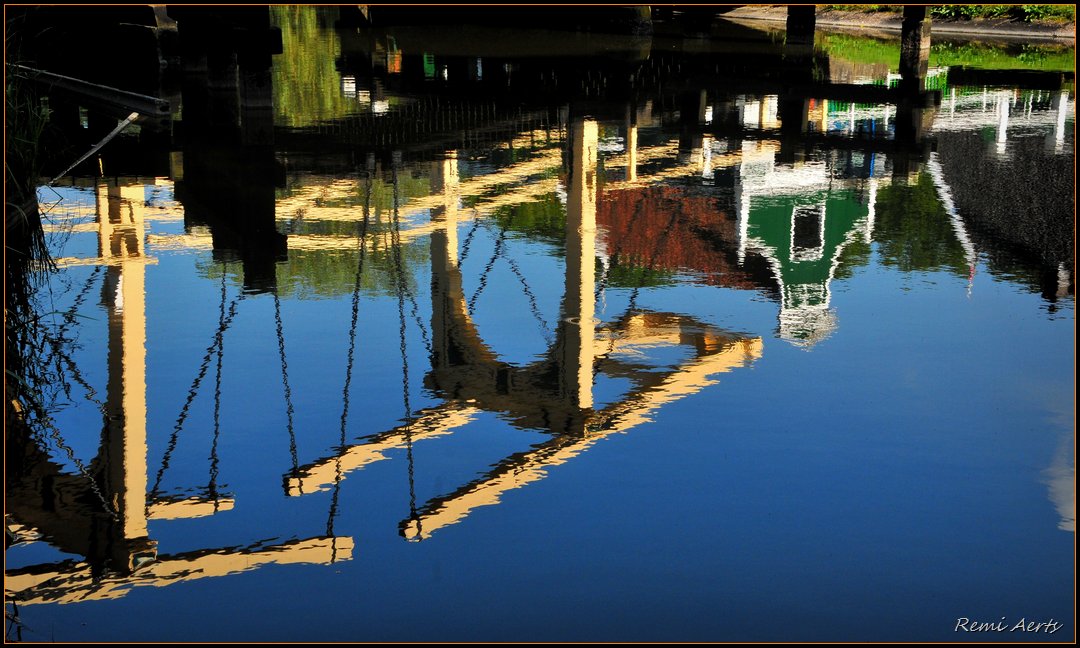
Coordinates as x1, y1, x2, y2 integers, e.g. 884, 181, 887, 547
207, 263, 227, 509
275, 291, 300, 480
390, 162, 420, 537
150, 292, 241, 501
327, 167, 374, 545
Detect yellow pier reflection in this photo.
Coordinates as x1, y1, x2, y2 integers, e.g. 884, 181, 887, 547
280, 121, 764, 542
6, 179, 353, 607
5, 537, 354, 605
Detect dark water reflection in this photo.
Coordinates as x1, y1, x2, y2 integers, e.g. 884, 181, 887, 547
6, 7, 1074, 642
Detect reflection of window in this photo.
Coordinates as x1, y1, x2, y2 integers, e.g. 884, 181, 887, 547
791, 204, 825, 262
386, 51, 402, 74
785, 283, 828, 309
386, 36, 401, 74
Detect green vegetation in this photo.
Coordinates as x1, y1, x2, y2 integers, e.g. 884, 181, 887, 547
6, 17, 60, 428
273, 244, 428, 301
817, 32, 1074, 72
823, 4, 1074, 22
816, 32, 901, 68
196, 233, 429, 301
489, 193, 567, 243
872, 173, 969, 276
928, 5, 1075, 22
601, 263, 678, 289
930, 40, 1074, 70
270, 6, 357, 127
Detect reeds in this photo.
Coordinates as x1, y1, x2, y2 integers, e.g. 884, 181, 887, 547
5, 16, 57, 428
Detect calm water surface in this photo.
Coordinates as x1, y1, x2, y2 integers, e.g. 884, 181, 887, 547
6, 9, 1074, 642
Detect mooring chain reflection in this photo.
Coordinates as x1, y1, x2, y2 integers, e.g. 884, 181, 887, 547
272, 81, 1070, 541
8, 179, 353, 607
327, 166, 374, 541
149, 293, 242, 503
274, 290, 301, 480
389, 160, 423, 533
207, 263, 227, 510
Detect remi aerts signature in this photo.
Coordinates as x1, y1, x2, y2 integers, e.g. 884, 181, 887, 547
955, 618, 1064, 634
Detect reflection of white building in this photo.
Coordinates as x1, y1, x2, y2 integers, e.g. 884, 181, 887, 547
935, 87, 1074, 157
735, 139, 876, 348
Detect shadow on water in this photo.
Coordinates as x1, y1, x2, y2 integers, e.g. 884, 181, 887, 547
4, 5, 1074, 641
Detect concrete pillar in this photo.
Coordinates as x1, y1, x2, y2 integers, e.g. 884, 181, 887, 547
239, 64, 274, 145
786, 5, 816, 62
786, 5, 816, 50
779, 96, 810, 136
678, 90, 707, 168
207, 47, 240, 138
899, 6, 931, 94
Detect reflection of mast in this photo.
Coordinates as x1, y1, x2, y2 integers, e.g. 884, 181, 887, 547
97, 179, 155, 570
1052, 89, 1069, 155
926, 152, 977, 296
397, 119, 760, 538
6, 536, 353, 605
995, 93, 1009, 157
430, 151, 463, 372
561, 119, 598, 410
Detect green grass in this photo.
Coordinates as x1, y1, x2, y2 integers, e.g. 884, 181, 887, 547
929, 5, 1075, 23
817, 32, 1075, 72
271, 6, 357, 127
930, 40, 1075, 70
824, 4, 1075, 22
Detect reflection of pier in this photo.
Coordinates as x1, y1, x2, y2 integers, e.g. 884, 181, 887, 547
281, 121, 764, 541
10, 5, 1074, 615
22, 0, 1071, 540
127, 65, 989, 347
5, 537, 350, 606
6, 178, 352, 607
170, 7, 287, 292
277, 6, 944, 163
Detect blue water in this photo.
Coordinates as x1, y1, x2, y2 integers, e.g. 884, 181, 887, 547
6, 9, 1074, 643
